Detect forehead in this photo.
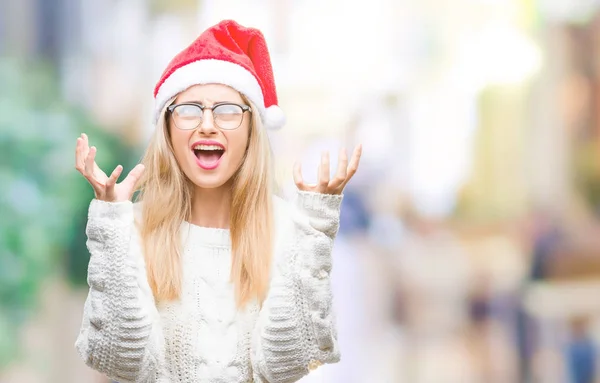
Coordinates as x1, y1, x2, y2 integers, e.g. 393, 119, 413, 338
175, 84, 243, 104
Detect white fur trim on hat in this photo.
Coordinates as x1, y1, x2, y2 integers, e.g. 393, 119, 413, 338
153, 59, 266, 124
264, 105, 286, 130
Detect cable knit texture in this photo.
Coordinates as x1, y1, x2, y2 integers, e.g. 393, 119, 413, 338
75, 191, 342, 383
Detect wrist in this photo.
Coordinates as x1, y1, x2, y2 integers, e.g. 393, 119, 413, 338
295, 191, 343, 215
89, 199, 134, 221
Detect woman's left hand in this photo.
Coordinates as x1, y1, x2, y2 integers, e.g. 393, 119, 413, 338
293, 145, 362, 195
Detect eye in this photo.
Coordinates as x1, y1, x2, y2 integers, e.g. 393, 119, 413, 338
174, 104, 202, 119
214, 104, 243, 117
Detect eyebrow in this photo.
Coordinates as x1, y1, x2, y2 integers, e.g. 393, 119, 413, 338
178, 100, 240, 105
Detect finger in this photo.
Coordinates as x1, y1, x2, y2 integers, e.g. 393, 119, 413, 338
342, 144, 362, 187
318, 151, 330, 190
293, 162, 307, 190
80, 133, 90, 164
120, 164, 146, 192
84, 146, 97, 176
329, 147, 348, 189
75, 137, 83, 171
106, 165, 123, 189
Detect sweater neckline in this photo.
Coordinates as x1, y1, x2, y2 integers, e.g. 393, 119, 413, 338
181, 221, 231, 247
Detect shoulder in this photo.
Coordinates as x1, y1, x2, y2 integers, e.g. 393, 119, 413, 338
272, 194, 295, 241
131, 201, 146, 239
272, 194, 291, 215
132, 201, 144, 224
272, 194, 295, 226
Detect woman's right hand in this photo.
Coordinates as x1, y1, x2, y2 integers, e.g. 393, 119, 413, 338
75, 133, 145, 202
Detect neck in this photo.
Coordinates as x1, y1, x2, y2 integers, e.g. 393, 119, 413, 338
190, 184, 232, 229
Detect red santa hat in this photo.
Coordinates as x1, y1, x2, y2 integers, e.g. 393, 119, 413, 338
153, 19, 285, 130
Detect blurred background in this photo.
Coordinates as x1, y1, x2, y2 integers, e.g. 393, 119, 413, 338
2, 0, 600, 382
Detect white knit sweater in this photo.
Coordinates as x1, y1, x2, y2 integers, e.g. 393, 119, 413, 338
75, 191, 342, 383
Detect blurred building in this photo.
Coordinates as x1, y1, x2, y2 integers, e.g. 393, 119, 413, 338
3, 0, 600, 382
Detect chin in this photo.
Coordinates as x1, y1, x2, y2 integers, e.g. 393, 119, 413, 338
188, 171, 232, 190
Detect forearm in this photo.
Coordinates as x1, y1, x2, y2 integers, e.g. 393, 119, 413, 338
75, 200, 163, 383
252, 192, 342, 382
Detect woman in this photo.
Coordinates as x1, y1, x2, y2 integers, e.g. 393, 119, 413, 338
74, 19, 361, 383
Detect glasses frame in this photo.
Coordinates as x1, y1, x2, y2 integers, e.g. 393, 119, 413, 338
167, 102, 252, 131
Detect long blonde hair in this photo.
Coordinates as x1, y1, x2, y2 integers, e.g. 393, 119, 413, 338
135, 96, 274, 307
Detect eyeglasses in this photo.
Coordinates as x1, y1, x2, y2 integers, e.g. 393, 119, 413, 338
167, 102, 252, 131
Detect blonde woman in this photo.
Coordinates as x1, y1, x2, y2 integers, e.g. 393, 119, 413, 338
74, 19, 361, 383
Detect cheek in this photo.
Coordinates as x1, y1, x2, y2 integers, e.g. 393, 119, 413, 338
225, 131, 249, 167
170, 129, 191, 162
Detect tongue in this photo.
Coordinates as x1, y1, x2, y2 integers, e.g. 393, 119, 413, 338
197, 150, 222, 164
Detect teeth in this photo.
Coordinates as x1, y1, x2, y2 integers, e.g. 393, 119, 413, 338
193, 144, 223, 151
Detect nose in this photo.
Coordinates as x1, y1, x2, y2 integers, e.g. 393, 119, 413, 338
197, 110, 218, 135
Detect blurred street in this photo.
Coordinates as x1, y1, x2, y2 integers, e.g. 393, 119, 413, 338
3, 0, 600, 382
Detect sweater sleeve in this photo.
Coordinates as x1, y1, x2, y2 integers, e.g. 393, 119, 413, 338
74, 199, 166, 383
251, 191, 342, 383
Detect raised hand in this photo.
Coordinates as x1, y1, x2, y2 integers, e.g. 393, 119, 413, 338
293, 145, 362, 195
75, 133, 145, 202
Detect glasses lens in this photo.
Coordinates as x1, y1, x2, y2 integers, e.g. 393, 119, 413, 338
213, 104, 244, 130
173, 104, 202, 130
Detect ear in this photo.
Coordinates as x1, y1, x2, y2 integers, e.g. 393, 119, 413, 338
162, 99, 175, 137
165, 114, 173, 139
245, 125, 252, 151
244, 113, 254, 149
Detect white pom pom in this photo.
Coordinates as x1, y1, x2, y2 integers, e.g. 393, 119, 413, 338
264, 105, 286, 130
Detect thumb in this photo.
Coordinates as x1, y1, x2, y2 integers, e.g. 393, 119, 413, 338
120, 164, 145, 193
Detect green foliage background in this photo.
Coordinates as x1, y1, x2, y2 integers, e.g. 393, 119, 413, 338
0, 59, 141, 367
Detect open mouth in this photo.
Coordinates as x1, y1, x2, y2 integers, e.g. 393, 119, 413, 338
192, 144, 225, 169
